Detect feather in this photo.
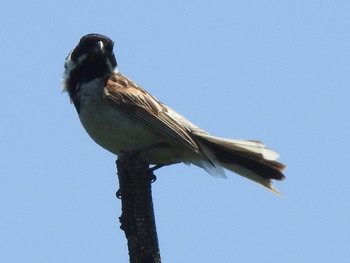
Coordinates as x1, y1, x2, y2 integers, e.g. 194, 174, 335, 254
192, 133, 286, 195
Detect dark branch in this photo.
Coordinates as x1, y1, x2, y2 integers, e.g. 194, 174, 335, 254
116, 153, 161, 263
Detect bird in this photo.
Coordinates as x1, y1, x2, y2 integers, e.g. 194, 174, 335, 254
62, 33, 286, 195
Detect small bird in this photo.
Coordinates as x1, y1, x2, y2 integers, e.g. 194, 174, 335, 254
62, 33, 286, 195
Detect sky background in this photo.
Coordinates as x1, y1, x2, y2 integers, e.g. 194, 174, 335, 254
1, 1, 350, 262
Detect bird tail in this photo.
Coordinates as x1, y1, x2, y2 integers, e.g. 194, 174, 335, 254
192, 133, 286, 196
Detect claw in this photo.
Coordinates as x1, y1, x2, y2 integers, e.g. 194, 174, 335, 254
116, 189, 122, 199
149, 173, 157, 183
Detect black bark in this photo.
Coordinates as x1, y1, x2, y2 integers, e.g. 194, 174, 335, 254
116, 153, 161, 263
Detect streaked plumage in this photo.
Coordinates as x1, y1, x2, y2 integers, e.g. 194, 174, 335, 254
63, 33, 286, 195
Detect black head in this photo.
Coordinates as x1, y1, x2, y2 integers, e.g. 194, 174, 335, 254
69, 34, 116, 65
65, 33, 117, 81
63, 34, 118, 111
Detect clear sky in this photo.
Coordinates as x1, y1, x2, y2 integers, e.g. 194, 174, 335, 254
1, 1, 349, 262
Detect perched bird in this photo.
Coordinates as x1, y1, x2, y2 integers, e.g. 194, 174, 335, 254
62, 33, 286, 195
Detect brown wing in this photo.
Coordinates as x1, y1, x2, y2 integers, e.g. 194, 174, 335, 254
104, 73, 200, 153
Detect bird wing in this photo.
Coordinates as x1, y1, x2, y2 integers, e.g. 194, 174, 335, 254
104, 73, 200, 153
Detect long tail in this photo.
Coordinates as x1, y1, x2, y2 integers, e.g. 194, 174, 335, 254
192, 133, 286, 196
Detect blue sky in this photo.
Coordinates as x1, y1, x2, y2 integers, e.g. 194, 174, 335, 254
1, 1, 350, 262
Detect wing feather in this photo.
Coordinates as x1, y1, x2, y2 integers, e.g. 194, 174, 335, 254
104, 73, 200, 153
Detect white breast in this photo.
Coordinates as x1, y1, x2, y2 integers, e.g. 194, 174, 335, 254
77, 79, 191, 165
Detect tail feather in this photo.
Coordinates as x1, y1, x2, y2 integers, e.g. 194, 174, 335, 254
193, 133, 286, 195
